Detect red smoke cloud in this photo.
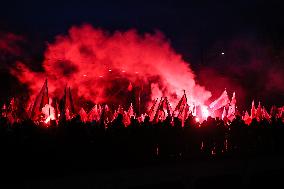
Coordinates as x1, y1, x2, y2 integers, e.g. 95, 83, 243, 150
11, 24, 211, 111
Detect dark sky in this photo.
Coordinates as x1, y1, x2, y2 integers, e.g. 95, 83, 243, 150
0, 0, 283, 107
1, 0, 283, 58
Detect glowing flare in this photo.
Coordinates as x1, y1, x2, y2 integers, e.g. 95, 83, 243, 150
42, 103, 55, 124
195, 117, 200, 123
201, 105, 210, 119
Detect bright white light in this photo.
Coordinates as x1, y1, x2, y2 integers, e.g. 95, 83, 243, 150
83, 74, 87, 77
221, 52, 225, 55
42, 104, 55, 124
44, 117, 51, 124
201, 106, 210, 119
109, 69, 112, 72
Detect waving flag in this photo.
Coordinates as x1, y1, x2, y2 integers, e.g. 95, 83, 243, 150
173, 91, 187, 117
227, 92, 236, 121
88, 105, 100, 121
251, 100, 256, 119
243, 111, 252, 125
31, 79, 49, 120
222, 107, 227, 120
262, 106, 271, 120
209, 89, 230, 111
79, 108, 88, 122
256, 101, 262, 121
127, 82, 133, 91
148, 98, 158, 121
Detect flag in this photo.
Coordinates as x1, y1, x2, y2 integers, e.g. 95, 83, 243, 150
99, 104, 112, 125
256, 101, 262, 121
178, 103, 190, 126
173, 91, 187, 117
209, 89, 230, 111
164, 97, 172, 118
79, 108, 88, 122
227, 92, 236, 121
128, 103, 134, 117
104, 104, 113, 123
251, 100, 256, 119
243, 111, 252, 125
262, 106, 271, 120
153, 97, 174, 122
279, 106, 284, 118
60, 86, 75, 120
65, 87, 75, 114
127, 82, 133, 91
88, 105, 100, 121
222, 107, 227, 120
230, 92, 236, 105
51, 98, 60, 120
270, 105, 278, 118
148, 98, 158, 120
31, 79, 49, 120
117, 105, 124, 114
26, 100, 33, 118
153, 97, 166, 122
123, 110, 131, 126
276, 107, 284, 118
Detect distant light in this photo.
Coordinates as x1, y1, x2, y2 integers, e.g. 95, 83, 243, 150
99, 75, 103, 78
83, 74, 87, 77
135, 71, 139, 74
221, 52, 225, 55
122, 70, 126, 73
108, 69, 112, 72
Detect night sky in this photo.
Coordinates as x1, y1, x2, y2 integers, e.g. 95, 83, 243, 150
0, 0, 283, 108
1, 1, 283, 53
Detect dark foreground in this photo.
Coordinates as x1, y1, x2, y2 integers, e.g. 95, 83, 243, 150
0, 115, 284, 188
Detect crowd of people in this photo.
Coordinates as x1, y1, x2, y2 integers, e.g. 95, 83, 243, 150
0, 111, 284, 181
0, 113, 284, 158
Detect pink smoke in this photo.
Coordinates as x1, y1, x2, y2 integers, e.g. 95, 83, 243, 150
11, 24, 211, 111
